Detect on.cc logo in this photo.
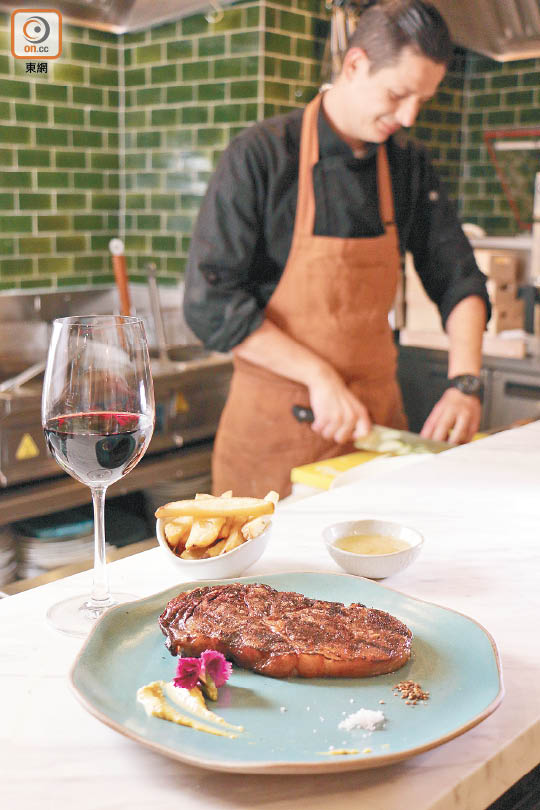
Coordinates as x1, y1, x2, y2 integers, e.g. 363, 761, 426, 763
11, 9, 62, 59
22, 15, 51, 43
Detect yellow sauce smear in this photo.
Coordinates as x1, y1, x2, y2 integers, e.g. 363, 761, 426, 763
320, 747, 373, 756
335, 534, 410, 555
137, 681, 243, 739
319, 748, 360, 756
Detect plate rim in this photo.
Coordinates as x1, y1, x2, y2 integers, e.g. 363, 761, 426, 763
69, 570, 505, 775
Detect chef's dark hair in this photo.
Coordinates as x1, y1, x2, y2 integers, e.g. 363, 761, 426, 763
347, 0, 453, 72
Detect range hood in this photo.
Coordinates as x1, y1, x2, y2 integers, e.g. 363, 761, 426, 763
432, 0, 540, 61
0, 0, 237, 34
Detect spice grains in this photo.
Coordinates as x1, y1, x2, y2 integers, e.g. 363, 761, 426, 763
393, 679, 430, 705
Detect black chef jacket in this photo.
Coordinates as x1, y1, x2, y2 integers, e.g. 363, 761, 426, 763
184, 105, 490, 353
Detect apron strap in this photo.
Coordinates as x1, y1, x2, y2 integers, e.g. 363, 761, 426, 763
377, 144, 397, 227
293, 92, 321, 239
293, 92, 398, 235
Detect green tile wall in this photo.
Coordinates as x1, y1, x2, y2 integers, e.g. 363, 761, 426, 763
411, 49, 540, 235
122, 2, 263, 279
0, 13, 120, 289
411, 49, 466, 201
261, 0, 328, 118
1, 1, 538, 289
121, 0, 328, 280
0, 1, 329, 287
457, 52, 540, 234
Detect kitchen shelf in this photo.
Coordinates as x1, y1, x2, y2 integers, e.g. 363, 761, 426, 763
0, 443, 212, 524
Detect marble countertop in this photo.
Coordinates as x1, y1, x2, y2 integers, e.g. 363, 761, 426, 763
2, 423, 540, 810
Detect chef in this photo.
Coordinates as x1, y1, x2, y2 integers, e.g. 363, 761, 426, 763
183, 0, 490, 498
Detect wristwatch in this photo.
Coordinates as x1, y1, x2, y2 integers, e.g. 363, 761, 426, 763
447, 374, 484, 401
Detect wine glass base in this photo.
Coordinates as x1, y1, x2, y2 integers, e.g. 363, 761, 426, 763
46, 592, 136, 638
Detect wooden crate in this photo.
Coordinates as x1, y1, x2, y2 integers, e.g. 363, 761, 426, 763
474, 250, 520, 282
486, 278, 518, 306
487, 299, 524, 334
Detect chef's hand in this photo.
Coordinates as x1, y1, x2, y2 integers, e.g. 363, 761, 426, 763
420, 388, 482, 444
308, 372, 371, 444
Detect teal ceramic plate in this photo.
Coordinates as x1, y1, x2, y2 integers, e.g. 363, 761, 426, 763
70, 572, 504, 774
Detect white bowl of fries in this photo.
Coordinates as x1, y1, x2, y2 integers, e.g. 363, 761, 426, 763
155, 490, 278, 579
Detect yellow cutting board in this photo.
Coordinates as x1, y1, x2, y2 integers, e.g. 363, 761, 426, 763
290, 451, 382, 491
291, 433, 487, 491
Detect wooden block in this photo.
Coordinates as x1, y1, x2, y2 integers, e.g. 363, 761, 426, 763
405, 252, 522, 329
474, 250, 520, 281
486, 278, 518, 306
487, 263, 520, 285
487, 299, 524, 334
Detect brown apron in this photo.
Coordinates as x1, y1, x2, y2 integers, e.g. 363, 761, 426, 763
212, 93, 406, 498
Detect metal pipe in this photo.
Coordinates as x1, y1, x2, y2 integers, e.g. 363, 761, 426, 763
0, 360, 46, 394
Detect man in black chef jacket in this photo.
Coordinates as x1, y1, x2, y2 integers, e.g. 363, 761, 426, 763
183, 0, 491, 498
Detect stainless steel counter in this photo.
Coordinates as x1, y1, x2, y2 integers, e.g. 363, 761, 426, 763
0, 285, 232, 521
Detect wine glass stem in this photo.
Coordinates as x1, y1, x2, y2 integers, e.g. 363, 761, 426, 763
88, 485, 112, 610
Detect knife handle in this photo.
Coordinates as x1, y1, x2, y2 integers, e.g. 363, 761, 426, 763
292, 405, 314, 423
112, 255, 132, 316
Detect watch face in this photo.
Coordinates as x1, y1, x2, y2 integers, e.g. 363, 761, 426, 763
451, 375, 483, 397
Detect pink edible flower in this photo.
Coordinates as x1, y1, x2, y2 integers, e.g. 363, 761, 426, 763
173, 656, 202, 690
200, 650, 232, 688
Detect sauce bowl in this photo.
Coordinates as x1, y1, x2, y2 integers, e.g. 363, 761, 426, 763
156, 517, 271, 579
323, 518, 424, 579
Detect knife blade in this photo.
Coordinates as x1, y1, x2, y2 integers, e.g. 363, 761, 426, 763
291, 405, 451, 454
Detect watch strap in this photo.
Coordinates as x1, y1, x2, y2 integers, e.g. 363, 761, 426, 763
447, 374, 484, 401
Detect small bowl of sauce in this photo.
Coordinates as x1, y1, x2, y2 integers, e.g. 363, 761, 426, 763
323, 519, 424, 579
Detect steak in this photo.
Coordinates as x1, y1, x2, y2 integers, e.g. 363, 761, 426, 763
159, 583, 412, 678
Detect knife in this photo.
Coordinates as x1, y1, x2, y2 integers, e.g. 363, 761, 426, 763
291, 405, 451, 454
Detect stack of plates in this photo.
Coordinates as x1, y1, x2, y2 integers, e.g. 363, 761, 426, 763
12, 504, 148, 580
0, 529, 17, 586
13, 508, 97, 580
16, 531, 98, 580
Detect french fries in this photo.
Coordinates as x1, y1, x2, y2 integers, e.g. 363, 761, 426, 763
222, 523, 244, 553
155, 495, 274, 520
185, 517, 226, 549
164, 516, 193, 550
157, 490, 278, 561
241, 515, 271, 541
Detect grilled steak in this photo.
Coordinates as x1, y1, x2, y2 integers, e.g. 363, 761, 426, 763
159, 583, 412, 678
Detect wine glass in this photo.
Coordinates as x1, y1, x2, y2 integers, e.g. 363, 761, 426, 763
41, 315, 155, 637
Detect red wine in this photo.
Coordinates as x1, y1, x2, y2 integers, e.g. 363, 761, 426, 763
44, 411, 153, 486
